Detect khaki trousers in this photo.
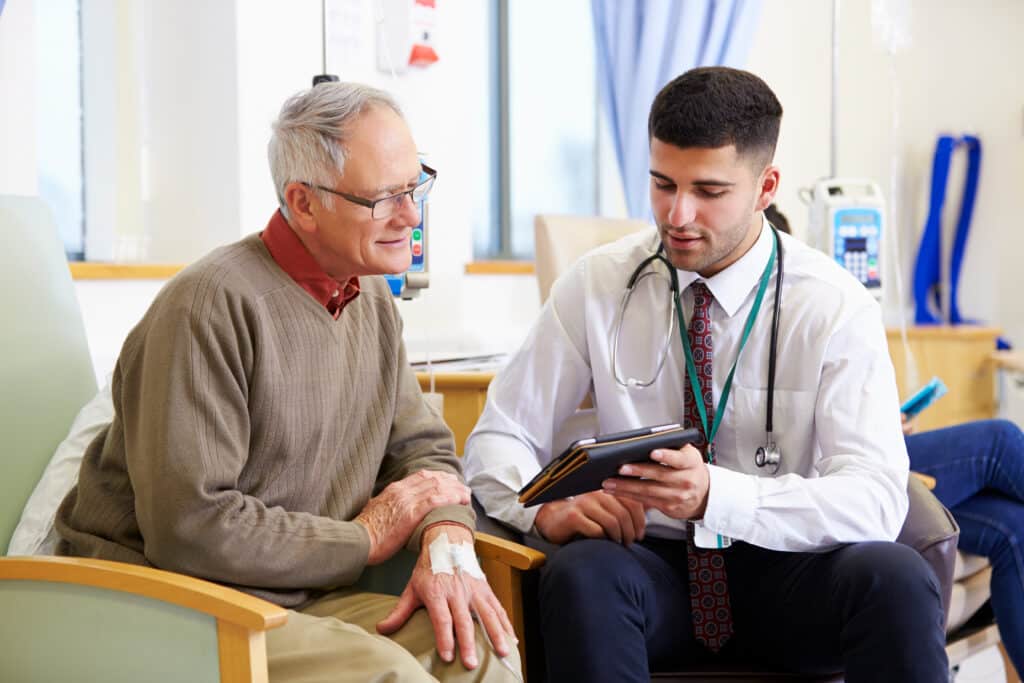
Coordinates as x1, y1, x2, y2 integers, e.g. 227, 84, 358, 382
267, 590, 522, 683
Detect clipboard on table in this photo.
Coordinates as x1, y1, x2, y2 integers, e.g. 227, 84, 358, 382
517, 424, 702, 507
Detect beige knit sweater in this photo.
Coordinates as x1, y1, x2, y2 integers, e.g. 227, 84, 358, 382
56, 234, 472, 607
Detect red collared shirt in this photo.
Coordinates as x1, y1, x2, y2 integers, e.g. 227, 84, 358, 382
260, 210, 360, 319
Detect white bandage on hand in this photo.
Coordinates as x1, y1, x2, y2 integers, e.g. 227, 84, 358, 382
450, 540, 485, 579
428, 532, 483, 578
427, 532, 523, 680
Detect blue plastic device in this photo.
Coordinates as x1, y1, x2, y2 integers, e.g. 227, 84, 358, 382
383, 196, 427, 298
900, 376, 948, 418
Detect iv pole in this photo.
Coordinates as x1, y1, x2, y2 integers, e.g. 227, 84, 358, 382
313, 0, 339, 85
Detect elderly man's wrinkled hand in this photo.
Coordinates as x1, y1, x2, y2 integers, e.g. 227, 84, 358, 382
376, 524, 515, 670
355, 470, 471, 565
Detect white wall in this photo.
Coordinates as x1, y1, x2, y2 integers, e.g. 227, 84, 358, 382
4, 0, 1024, 384
747, 0, 1024, 345
0, 0, 36, 196
64, 0, 541, 380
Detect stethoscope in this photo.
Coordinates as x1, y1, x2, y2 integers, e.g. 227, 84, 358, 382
610, 225, 785, 474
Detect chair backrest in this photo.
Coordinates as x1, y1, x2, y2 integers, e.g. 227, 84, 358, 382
534, 213, 651, 304
0, 195, 97, 550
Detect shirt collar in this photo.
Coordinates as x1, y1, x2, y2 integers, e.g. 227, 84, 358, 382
260, 210, 360, 318
674, 215, 773, 318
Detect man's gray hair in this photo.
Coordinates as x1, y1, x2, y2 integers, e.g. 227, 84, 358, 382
268, 82, 403, 219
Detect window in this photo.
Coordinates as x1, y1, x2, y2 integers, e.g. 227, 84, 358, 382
34, 0, 85, 259
475, 0, 599, 260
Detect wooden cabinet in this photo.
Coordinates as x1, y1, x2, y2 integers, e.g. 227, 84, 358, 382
416, 372, 495, 454
886, 326, 1000, 431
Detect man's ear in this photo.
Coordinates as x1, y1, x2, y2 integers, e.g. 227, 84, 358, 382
754, 165, 781, 212
283, 182, 319, 234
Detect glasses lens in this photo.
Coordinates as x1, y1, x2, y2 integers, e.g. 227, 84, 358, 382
371, 193, 411, 221
411, 174, 435, 203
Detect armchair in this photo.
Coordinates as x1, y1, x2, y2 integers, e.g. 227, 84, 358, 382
0, 195, 542, 681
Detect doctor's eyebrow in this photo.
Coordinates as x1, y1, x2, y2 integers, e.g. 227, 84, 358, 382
649, 170, 735, 187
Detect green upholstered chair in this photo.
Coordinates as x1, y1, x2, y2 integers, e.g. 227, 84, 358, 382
0, 194, 543, 681
0, 194, 289, 682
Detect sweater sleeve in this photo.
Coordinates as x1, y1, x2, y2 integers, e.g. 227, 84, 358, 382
374, 309, 475, 551
119, 281, 372, 591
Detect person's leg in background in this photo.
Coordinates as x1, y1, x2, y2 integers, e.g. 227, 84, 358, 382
907, 418, 1024, 673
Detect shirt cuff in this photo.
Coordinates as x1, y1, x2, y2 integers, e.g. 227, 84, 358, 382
700, 465, 758, 540
406, 504, 476, 552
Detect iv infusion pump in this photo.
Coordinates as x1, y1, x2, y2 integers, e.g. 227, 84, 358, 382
807, 178, 885, 301
384, 200, 429, 300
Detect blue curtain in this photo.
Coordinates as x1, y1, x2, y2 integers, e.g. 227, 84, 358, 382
592, 0, 763, 219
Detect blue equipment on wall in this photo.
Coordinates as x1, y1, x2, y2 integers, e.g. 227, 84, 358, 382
384, 198, 430, 300
912, 135, 980, 325
912, 134, 1007, 349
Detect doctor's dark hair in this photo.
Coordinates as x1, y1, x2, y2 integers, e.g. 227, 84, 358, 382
648, 67, 782, 166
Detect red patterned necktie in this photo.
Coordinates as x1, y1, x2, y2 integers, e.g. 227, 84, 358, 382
683, 281, 734, 652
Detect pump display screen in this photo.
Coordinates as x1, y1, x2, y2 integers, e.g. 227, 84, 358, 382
831, 208, 881, 289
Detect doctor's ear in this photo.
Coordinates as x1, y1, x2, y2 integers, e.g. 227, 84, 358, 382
754, 166, 781, 212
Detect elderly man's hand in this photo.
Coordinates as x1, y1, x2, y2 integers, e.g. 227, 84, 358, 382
355, 470, 471, 565
376, 523, 515, 669
602, 444, 710, 520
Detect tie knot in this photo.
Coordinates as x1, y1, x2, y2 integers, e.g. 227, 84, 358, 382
689, 282, 713, 314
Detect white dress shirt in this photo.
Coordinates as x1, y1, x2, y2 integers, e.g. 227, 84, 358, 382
464, 220, 909, 552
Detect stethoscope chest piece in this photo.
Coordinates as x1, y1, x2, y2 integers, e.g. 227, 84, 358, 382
754, 440, 781, 475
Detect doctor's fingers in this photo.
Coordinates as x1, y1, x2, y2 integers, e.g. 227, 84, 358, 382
620, 496, 647, 542
574, 497, 632, 543
603, 479, 703, 520
587, 492, 644, 544
649, 445, 705, 470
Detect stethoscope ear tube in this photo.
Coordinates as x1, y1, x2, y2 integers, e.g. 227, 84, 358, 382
764, 227, 785, 438
612, 248, 677, 389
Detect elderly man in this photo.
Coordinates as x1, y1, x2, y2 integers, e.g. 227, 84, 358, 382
56, 82, 518, 683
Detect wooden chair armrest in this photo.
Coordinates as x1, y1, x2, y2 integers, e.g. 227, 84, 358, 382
911, 471, 937, 491
474, 531, 547, 570
473, 532, 546, 678
0, 556, 287, 632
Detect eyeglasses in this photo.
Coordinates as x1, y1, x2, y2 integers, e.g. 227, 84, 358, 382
305, 163, 437, 220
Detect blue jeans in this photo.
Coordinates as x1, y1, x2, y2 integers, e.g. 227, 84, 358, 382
907, 418, 1024, 672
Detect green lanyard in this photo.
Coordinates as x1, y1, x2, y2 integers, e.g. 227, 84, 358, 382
673, 236, 777, 464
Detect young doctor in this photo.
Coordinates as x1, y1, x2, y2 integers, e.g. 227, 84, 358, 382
464, 67, 948, 681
